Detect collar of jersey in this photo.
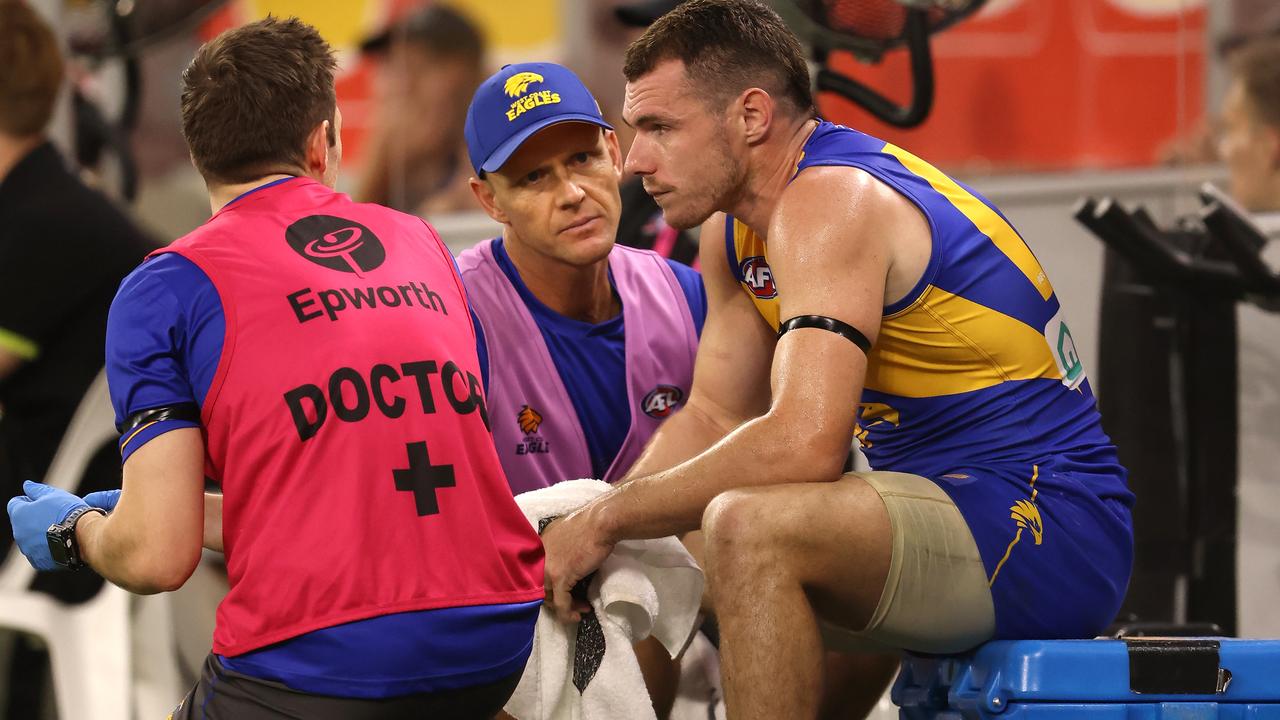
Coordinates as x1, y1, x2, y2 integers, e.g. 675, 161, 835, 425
491, 237, 624, 337
225, 175, 299, 207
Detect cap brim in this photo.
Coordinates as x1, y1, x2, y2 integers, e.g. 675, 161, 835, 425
479, 115, 614, 173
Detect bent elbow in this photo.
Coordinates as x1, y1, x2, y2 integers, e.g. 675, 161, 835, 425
131, 547, 200, 594
803, 444, 851, 482
152, 566, 196, 594
776, 421, 852, 482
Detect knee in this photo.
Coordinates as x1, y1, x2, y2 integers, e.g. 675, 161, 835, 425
701, 489, 775, 564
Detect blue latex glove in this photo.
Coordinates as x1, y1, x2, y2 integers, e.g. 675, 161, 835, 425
84, 489, 121, 512
6, 481, 91, 571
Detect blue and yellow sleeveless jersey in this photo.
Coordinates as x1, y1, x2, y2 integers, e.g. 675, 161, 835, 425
727, 122, 1134, 639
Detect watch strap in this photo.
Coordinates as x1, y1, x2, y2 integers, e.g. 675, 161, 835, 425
47, 506, 106, 570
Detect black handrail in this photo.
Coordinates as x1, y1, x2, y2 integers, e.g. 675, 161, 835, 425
1074, 194, 1277, 303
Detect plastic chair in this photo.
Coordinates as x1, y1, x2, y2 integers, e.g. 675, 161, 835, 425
0, 370, 183, 719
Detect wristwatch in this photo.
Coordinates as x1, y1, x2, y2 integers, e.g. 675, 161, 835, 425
46, 506, 106, 570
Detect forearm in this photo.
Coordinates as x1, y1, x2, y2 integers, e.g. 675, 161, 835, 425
74, 429, 206, 593
598, 411, 847, 541
622, 399, 738, 482
76, 511, 187, 594
203, 492, 223, 552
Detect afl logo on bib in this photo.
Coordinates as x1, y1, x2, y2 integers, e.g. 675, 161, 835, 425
286, 215, 385, 277
739, 256, 776, 299
642, 385, 685, 419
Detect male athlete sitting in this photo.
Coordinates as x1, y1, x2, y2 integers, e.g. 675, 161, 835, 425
539, 2, 1135, 719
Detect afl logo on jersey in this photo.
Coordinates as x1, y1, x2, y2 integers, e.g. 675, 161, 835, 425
286, 215, 385, 277
642, 385, 685, 419
739, 256, 776, 299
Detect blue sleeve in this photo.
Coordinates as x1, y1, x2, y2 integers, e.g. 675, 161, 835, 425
666, 259, 707, 339
107, 253, 224, 463
472, 308, 489, 395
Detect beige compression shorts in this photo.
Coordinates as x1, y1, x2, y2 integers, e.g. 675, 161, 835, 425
820, 471, 996, 655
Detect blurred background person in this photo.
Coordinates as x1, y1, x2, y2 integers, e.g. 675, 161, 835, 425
1218, 38, 1280, 214
0, 2, 154, 717
0, 0, 151, 524
356, 3, 487, 217
1158, 1, 1280, 167
600, 0, 700, 266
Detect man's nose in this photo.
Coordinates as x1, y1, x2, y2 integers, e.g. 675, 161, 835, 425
555, 173, 587, 207
625, 135, 654, 177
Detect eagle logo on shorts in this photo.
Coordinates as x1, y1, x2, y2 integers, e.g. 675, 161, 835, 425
517, 405, 544, 435
505, 72, 545, 97
1009, 499, 1043, 545
854, 402, 899, 449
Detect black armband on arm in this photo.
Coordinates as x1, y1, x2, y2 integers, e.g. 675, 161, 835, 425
117, 402, 202, 435
777, 315, 873, 356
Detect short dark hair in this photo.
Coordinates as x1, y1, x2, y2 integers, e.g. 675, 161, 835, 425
180, 16, 337, 184
1231, 39, 1280, 130
0, 1, 63, 137
623, 0, 813, 115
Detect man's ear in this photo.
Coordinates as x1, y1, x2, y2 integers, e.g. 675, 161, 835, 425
470, 175, 508, 224
738, 87, 775, 147
604, 129, 623, 181
304, 119, 330, 178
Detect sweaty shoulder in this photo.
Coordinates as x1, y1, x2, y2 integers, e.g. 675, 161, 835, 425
778, 165, 912, 235
779, 166, 931, 308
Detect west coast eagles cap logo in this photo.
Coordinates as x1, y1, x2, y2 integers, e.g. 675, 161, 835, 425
505, 72, 544, 97
504, 71, 561, 121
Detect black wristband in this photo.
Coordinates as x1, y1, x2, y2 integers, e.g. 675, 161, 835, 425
778, 315, 873, 355
47, 506, 106, 570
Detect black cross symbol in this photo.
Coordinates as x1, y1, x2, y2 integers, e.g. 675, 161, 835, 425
393, 441, 455, 516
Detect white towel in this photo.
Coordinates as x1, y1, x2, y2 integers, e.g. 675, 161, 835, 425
670, 631, 726, 720
507, 479, 705, 720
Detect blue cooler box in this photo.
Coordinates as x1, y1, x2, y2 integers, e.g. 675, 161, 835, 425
893, 639, 1280, 718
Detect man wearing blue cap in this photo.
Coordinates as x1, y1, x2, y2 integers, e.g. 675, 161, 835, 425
458, 62, 708, 717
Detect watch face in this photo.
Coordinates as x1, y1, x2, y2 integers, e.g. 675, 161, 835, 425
46, 525, 74, 567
